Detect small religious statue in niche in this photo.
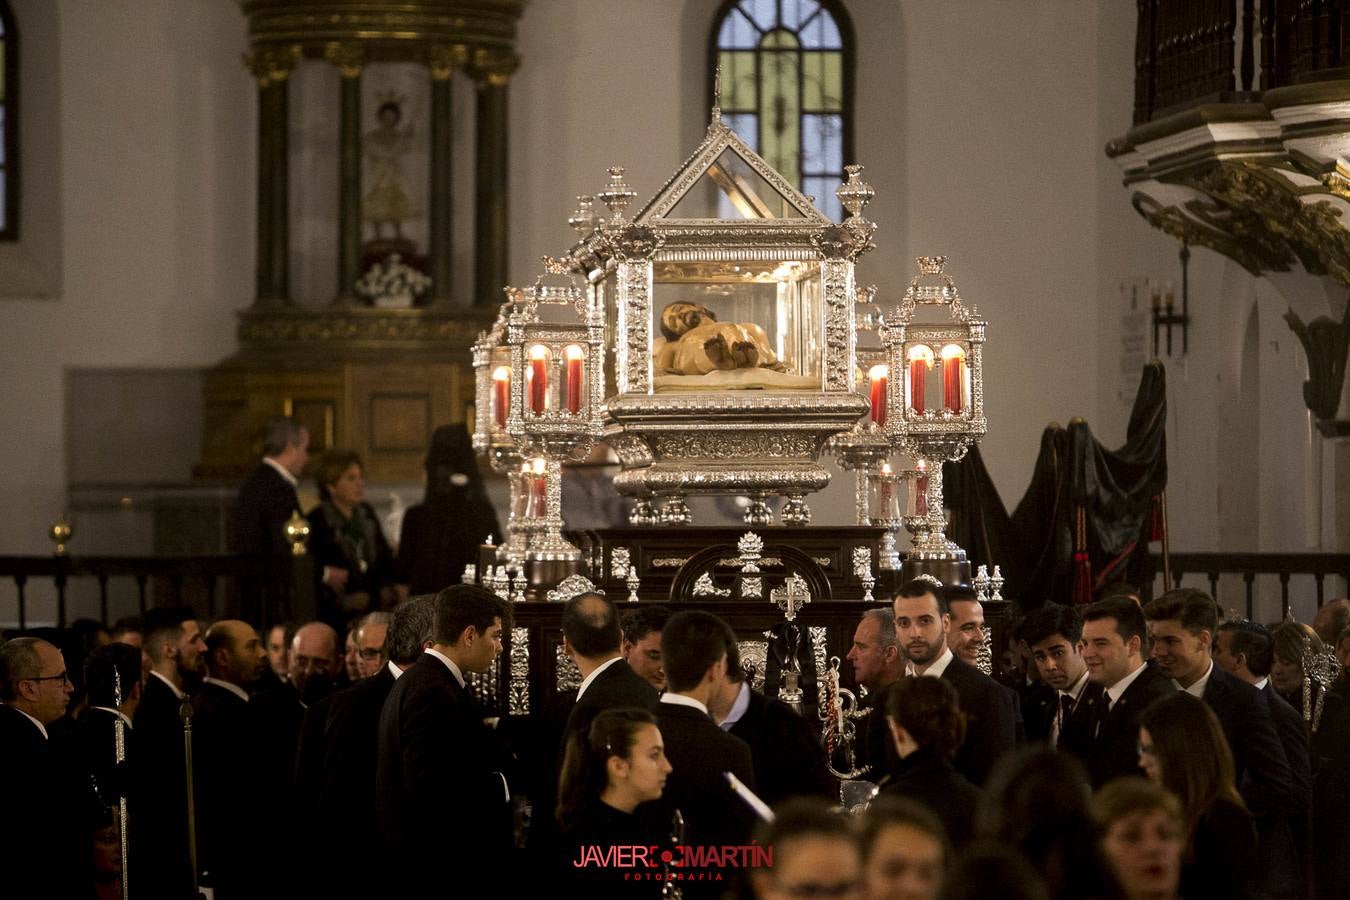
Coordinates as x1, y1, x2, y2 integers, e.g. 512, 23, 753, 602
653, 301, 785, 375
363, 97, 419, 248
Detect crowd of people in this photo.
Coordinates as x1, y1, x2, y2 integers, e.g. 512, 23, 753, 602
2, 576, 1348, 899
3, 416, 1350, 898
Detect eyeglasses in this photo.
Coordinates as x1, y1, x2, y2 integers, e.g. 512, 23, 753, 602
24, 671, 71, 685
357, 648, 383, 660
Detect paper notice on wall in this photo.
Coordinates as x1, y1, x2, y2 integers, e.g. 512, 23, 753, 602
1120, 280, 1148, 404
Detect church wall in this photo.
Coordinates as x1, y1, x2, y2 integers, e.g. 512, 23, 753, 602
1, 1, 1337, 625
0, 0, 252, 622
1092, 0, 1344, 621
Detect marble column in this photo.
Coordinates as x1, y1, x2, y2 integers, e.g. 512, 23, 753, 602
247, 46, 298, 306
329, 44, 365, 306
427, 44, 465, 308
472, 49, 519, 307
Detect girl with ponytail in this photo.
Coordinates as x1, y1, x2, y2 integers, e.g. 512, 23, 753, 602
878, 674, 984, 847
556, 707, 672, 890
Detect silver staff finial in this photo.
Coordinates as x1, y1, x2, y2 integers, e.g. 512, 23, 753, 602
712, 64, 722, 123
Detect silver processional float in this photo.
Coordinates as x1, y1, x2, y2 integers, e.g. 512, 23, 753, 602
468, 82, 998, 810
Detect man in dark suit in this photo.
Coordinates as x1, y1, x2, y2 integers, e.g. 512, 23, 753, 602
0, 637, 92, 897
564, 592, 660, 738
293, 596, 434, 898
1079, 597, 1175, 786
232, 416, 308, 623
59, 643, 143, 808
132, 606, 205, 900
1215, 617, 1314, 896
645, 610, 757, 861
845, 607, 906, 779
892, 579, 1018, 786
376, 585, 513, 894
712, 631, 833, 805
1020, 603, 1101, 751
193, 619, 270, 899
1146, 591, 1300, 896
621, 604, 672, 692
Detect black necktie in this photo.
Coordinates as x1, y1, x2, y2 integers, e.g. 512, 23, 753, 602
1053, 693, 1074, 748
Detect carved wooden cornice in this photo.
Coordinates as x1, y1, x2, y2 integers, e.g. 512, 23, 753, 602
240, 0, 525, 57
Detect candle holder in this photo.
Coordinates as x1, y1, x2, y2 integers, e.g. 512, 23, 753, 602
865, 463, 908, 570
828, 284, 894, 538
473, 312, 533, 570
884, 257, 988, 587
499, 271, 607, 576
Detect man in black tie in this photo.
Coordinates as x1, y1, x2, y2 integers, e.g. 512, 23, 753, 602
375, 585, 513, 894
846, 607, 906, 779
232, 416, 308, 622
1145, 590, 1300, 896
193, 620, 269, 899
892, 579, 1017, 786
295, 596, 434, 898
646, 610, 757, 858
61, 643, 143, 808
712, 631, 833, 805
0, 637, 90, 897
1079, 597, 1174, 786
1020, 603, 1100, 753
564, 591, 660, 738
132, 606, 205, 900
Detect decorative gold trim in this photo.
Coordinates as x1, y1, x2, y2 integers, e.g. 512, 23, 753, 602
427, 43, 468, 80
324, 41, 366, 78
243, 44, 302, 86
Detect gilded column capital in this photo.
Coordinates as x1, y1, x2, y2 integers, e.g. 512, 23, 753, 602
324, 42, 367, 79
469, 47, 520, 88
244, 44, 302, 87
427, 44, 469, 81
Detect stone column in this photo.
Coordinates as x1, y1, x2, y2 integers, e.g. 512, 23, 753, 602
328, 43, 365, 306
427, 44, 466, 308
247, 46, 299, 306
471, 49, 519, 307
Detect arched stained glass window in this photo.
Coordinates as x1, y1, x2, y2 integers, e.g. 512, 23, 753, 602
711, 0, 854, 220
0, 1, 16, 240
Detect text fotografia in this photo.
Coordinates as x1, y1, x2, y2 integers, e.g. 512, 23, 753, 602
572, 842, 773, 873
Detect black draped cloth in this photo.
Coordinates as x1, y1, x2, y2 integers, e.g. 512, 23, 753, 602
943, 361, 1168, 607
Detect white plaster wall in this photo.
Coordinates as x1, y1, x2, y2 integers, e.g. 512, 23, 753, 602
0, 0, 252, 623
2, 0, 1338, 623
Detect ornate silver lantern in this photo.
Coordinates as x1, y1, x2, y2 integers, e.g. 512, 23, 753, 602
563, 108, 873, 525
827, 280, 898, 551
471, 312, 531, 568
500, 273, 607, 575
882, 257, 988, 586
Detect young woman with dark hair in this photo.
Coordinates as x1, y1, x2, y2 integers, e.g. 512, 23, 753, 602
556, 707, 672, 892
878, 675, 983, 848
1137, 692, 1257, 900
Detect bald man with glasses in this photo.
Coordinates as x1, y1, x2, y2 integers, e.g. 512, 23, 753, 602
0, 637, 98, 895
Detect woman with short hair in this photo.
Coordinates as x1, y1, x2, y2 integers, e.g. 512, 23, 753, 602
306, 449, 397, 625
1091, 777, 1185, 900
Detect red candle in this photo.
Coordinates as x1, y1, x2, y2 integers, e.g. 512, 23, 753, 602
878, 462, 893, 512
492, 366, 510, 430
909, 348, 931, 414
915, 460, 929, 517
942, 345, 964, 414
868, 365, 888, 426
528, 345, 548, 414
565, 345, 584, 415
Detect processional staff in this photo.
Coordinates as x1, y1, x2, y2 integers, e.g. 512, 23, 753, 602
112, 665, 130, 899
180, 698, 206, 899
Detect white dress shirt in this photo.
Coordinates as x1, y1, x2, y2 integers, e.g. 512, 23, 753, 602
425, 648, 466, 688
149, 669, 186, 700
202, 677, 250, 703
263, 456, 299, 488
575, 656, 623, 702
660, 692, 710, 717
1174, 658, 1213, 698
1104, 660, 1150, 709
720, 681, 752, 730
91, 706, 134, 729
388, 660, 405, 679
907, 645, 954, 678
